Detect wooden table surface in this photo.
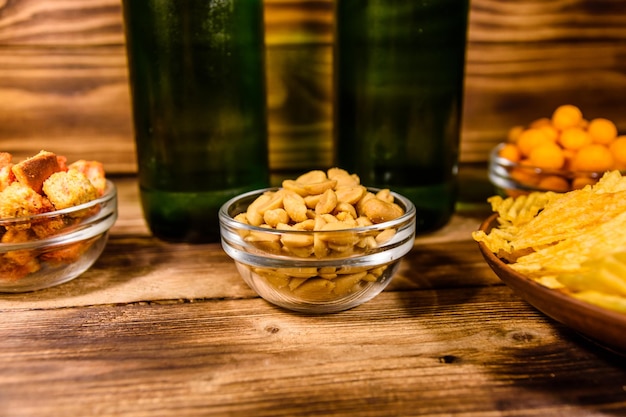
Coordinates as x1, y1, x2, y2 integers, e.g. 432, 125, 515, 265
1, 173, 626, 417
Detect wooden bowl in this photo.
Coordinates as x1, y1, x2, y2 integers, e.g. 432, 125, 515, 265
477, 214, 626, 352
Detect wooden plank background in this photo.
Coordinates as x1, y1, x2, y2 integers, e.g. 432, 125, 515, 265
1, 0, 626, 177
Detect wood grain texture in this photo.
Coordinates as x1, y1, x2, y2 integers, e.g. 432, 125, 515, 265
0, 47, 135, 172
1, 291, 626, 417
1, 0, 626, 173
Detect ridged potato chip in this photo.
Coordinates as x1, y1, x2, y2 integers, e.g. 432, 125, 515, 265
473, 170, 626, 313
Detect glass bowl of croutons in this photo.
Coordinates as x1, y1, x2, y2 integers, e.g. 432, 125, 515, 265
489, 105, 626, 197
219, 168, 416, 314
0, 151, 117, 292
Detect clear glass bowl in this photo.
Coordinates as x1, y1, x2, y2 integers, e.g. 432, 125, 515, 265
219, 187, 416, 313
0, 180, 117, 292
489, 143, 625, 197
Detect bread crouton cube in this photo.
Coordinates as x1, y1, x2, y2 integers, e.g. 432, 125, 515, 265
42, 170, 99, 210
0, 152, 12, 165
68, 160, 106, 195
56, 154, 68, 171
0, 182, 55, 221
1, 228, 38, 266
40, 238, 95, 265
0, 152, 15, 192
11, 150, 62, 194
30, 215, 67, 239
0, 256, 41, 281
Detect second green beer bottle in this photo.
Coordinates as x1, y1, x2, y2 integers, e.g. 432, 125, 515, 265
335, 0, 469, 233
122, 0, 268, 243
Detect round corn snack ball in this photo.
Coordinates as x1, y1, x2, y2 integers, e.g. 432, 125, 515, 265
529, 143, 564, 170
570, 144, 614, 172
559, 127, 591, 151
587, 118, 617, 145
497, 105, 625, 193
551, 104, 583, 130
516, 128, 550, 157
609, 137, 626, 169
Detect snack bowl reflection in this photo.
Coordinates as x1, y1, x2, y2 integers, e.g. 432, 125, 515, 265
219, 187, 416, 314
489, 143, 626, 197
0, 180, 117, 292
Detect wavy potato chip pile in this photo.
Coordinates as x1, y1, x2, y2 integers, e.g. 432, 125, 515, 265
473, 170, 626, 313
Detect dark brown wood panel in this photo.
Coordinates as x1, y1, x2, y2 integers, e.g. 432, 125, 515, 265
0, 46, 134, 172
1, 0, 626, 173
0, 0, 124, 45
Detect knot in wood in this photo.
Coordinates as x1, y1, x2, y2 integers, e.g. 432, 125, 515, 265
264, 325, 280, 334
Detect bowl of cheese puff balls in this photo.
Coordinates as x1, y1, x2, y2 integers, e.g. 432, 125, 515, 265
219, 168, 416, 313
489, 104, 626, 197
0, 150, 117, 292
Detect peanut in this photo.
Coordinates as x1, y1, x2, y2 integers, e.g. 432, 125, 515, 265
282, 179, 308, 196
296, 170, 327, 185
375, 228, 397, 244
280, 233, 314, 249
256, 190, 285, 213
333, 271, 367, 295
328, 167, 360, 187
360, 198, 404, 224
292, 278, 336, 299
334, 202, 357, 220
246, 193, 272, 226
283, 191, 308, 223
376, 189, 394, 204
304, 194, 322, 209
245, 261, 394, 300
315, 188, 337, 215
263, 208, 289, 227
293, 219, 315, 231
304, 179, 337, 196
335, 185, 366, 205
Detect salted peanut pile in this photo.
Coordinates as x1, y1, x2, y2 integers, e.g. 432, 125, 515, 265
473, 170, 626, 313
0, 150, 107, 281
232, 168, 406, 299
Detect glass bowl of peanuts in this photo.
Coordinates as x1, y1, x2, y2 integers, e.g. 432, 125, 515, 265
489, 104, 626, 197
0, 180, 117, 292
219, 168, 416, 313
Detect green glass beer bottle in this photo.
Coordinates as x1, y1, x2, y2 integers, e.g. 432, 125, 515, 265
335, 0, 469, 233
122, 0, 268, 243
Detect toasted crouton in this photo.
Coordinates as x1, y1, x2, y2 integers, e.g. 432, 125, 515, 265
40, 239, 94, 265
0, 182, 55, 220
0, 255, 40, 281
0, 152, 12, 166
1, 228, 37, 266
42, 170, 99, 210
12, 150, 62, 194
0, 152, 15, 192
56, 154, 68, 171
68, 160, 106, 195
